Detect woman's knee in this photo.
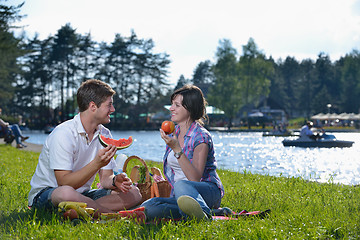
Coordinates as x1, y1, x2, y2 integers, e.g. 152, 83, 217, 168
174, 180, 193, 195
174, 180, 190, 189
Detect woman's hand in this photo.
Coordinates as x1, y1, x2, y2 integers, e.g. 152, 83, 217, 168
160, 129, 182, 153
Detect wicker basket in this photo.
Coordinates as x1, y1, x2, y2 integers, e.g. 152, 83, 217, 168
123, 156, 152, 203
123, 156, 171, 202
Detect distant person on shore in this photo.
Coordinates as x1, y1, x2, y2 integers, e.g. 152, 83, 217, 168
28, 79, 142, 219
141, 85, 224, 221
0, 108, 29, 148
300, 121, 320, 140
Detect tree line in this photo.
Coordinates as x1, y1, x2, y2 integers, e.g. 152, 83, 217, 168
1, 1, 360, 130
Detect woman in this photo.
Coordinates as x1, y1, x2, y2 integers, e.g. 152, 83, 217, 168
141, 85, 224, 221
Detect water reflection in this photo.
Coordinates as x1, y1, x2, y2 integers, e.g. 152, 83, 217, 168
24, 130, 360, 185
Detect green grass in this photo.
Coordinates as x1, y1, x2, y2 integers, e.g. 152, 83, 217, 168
1, 144, 360, 239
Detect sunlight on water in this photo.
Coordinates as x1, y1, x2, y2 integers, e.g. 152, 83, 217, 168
25, 130, 360, 185
211, 132, 360, 185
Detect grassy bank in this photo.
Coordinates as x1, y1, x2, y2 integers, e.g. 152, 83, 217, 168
1, 144, 359, 239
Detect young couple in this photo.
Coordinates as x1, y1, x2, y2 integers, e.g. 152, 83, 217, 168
28, 79, 224, 222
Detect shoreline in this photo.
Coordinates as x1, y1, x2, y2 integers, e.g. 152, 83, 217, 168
2, 128, 358, 153
0, 139, 43, 152
208, 127, 360, 133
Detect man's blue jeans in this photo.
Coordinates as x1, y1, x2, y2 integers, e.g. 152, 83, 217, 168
141, 180, 221, 220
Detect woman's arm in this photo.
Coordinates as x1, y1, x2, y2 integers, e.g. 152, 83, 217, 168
177, 142, 208, 181
161, 129, 208, 181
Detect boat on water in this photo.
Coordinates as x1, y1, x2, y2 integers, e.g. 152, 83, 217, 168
282, 134, 354, 148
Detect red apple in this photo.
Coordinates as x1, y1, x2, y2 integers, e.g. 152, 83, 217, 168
161, 121, 175, 135
63, 208, 79, 220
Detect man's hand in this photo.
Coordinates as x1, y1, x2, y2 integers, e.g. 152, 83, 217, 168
95, 145, 117, 168
113, 173, 132, 192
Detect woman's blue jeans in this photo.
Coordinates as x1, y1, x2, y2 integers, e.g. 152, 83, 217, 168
141, 180, 221, 220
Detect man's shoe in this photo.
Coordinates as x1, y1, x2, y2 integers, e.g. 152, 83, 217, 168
177, 195, 209, 221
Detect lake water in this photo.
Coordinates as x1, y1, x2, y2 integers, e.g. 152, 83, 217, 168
23, 130, 360, 185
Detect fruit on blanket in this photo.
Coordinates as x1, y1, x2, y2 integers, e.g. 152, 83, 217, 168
58, 201, 92, 221
161, 121, 175, 134
98, 135, 133, 150
58, 201, 87, 209
101, 207, 146, 223
63, 208, 79, 220
85, 207, 96, 215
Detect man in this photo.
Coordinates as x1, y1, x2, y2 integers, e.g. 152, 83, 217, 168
300, 121, 319, 140
28, 79, 142, 218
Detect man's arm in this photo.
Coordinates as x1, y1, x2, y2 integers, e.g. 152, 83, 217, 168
99, 169, 132, 192
54, 145, 117, 189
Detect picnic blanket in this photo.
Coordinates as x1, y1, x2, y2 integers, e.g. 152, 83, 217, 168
58, 201, 270, 224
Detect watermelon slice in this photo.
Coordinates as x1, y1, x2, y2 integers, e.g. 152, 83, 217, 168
98, 135, 133, 150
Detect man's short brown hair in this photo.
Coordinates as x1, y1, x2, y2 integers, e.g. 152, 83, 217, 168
77, 79, 115, 112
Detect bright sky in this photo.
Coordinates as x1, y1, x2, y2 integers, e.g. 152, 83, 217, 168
12, 0, 360, 85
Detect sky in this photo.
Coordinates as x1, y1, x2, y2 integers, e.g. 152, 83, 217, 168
11, 0, 360, 85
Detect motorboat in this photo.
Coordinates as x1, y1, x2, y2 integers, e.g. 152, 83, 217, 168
282, 134, 354, 148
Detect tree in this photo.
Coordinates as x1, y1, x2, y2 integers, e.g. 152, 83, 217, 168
0, 1, 24, 110
339, 50, 360, 113
50, 23, 79, 121
208, 39, 240, 128
16, 35, 54, 127
298, 59, 317, 118
238, 38, 272, 115
174, 74, 190, 90
312, 53, 337, 114
77, 33, 97, 82
267, 57, 288, 111
98, 31, 170, 128
130, 34, 170, 124
277, 56, 301, 116
191, 60, 213, 97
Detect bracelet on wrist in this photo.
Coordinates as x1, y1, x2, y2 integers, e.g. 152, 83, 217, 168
112, 175, 117, 188
174, 150, 183, 159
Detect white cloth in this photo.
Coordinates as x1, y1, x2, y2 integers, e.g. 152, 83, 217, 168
167, 150, 188, 182
28, 114, 115, 206
300, 125, 314, 138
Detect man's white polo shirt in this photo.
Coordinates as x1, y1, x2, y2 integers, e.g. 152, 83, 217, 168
28, 114, 115, 206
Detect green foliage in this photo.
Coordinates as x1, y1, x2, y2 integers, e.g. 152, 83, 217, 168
138, 165, 147, 184
1, 145, 360, 239
0, 1, 24, 108
17, 28, 171, 129
208, 38, 273, 127
340, 50, 360, 113
208, 39, 241, 123
238, 38, 273, 107
3, 2, 360, 129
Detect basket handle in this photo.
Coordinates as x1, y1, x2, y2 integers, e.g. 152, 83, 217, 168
122, 155, 151, 184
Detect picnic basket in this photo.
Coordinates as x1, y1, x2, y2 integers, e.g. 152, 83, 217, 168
123, 155, 171, 203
